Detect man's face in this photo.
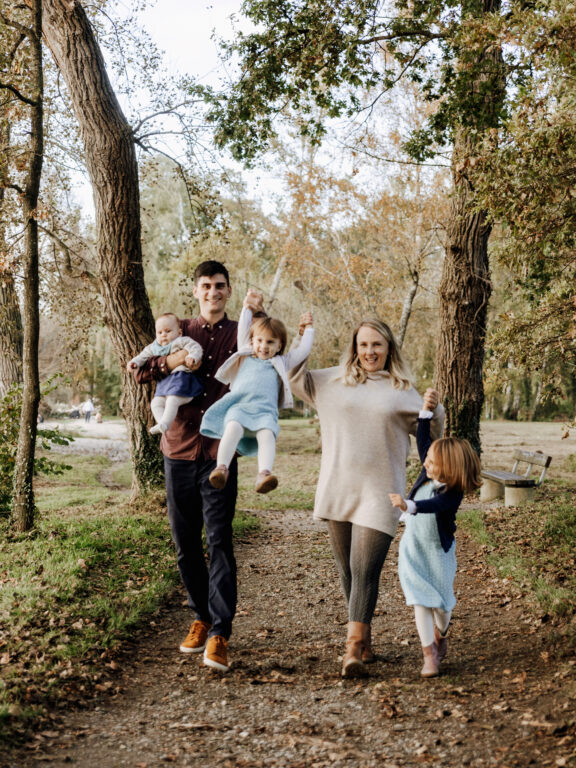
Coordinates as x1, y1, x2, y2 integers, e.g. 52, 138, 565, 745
193, 273, 232, 318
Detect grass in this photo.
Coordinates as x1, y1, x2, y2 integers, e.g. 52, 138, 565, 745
0, 451, 259, 744
460, 479, 576, 619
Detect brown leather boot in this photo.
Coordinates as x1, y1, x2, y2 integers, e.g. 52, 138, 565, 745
421, 643, 439, 678
434, 625, 448, 663
361, 623, 376, 663
341, 621, 368, 678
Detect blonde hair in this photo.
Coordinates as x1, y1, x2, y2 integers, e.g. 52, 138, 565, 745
342, 318, 413, 389
250, 316, 287, 355
429, 438, 482, 493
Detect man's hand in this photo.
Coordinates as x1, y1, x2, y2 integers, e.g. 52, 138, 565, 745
244, 288, 265, 314
166, 349, 189, 371
389, 493, 408, 512
298, 311, 313, 336
422, 388, 439, 411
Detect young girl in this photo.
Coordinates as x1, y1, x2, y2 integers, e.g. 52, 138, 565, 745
200, 296, 314, 493
127, 313, 203, 435
389, 391, 481, 678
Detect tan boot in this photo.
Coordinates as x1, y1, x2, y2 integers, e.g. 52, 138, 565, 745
361, 624, 376, 663
341, 621, 368, 678
421, 643, 439, 678
434, 625, 448, 663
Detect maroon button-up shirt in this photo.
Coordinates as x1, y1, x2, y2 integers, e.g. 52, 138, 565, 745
134, 314, 238, 460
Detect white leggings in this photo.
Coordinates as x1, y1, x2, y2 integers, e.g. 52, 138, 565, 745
217, 420, 276, 473
151, 395, 192, 430
414, 605, 452, 647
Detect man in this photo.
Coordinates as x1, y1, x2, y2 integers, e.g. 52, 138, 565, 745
134, 260, 263, 672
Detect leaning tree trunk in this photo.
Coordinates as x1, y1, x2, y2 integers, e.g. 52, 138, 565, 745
435, 130, 492, 455
11, 0, 43, 532
42, 0, 163, 494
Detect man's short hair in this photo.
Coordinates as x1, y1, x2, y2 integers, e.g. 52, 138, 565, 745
193, 260, 230, 286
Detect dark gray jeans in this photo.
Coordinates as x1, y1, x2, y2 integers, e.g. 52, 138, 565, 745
164, 456, 238, 639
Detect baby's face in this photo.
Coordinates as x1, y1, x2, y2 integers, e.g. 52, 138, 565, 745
155, 317, 181, 346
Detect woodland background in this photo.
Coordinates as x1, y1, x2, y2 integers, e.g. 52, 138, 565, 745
1, 0, 576, 527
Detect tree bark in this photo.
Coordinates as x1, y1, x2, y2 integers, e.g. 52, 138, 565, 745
11, 0, 43, 532
0, 119, 23, 397
435, 129, 492, 454
42, 0, 163, 494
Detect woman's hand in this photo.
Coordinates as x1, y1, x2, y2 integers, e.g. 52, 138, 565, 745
299, 311, 313, 335
389, 493, 408, 512
422, 388, 439, 411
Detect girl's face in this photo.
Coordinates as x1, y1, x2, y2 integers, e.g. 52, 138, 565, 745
424, 445, 440, 482
155, 317, 181, 346
252, 327, 282, 360
356, 326, 389, 373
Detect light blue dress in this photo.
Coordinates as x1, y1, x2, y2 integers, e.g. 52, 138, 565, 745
200, 356, 280, 456
398, 480, 457, 612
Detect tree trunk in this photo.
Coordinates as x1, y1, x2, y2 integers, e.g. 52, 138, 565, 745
42, 0, 163, 494
0, 269, 23, 397
11, 0, 43, 532
435, 131, 492, 455
0, 110, 23, 396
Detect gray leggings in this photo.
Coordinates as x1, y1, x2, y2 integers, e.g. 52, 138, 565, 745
327, 521, 393, 624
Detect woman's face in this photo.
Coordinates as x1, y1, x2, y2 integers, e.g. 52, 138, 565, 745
356, 326, 389, 373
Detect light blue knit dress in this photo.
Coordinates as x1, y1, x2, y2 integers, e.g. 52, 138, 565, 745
398, 480, 457, 612
200, 356, 280, 456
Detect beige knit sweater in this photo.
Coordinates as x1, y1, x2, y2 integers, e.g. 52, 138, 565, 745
289, 363, 444, 538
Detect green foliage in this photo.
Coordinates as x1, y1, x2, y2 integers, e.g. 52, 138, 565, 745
206, 0, 508, 162
0, 385, 72, 517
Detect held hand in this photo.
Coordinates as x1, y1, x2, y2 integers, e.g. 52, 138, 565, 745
244, 288, 265, 314
389, 493, 408, 512
422, 387, 439, 411
298, 311, 313, 335
127, 361, 138, 372
185, 355, 202, 371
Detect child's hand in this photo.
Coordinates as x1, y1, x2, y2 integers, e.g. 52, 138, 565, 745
244, 288, 264, 313
389, 493, 408, 512
299, 311, 313, 335
185, 355, 201, 371
422, 388, 439, 411
127, 361, 138, 372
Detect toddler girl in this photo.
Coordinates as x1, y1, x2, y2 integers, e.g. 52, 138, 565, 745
389, 391, 481, 678
200, 296, 314, 493
127, 313, 203, 435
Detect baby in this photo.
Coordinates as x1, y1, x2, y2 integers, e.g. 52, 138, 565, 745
128, 313, 203, 435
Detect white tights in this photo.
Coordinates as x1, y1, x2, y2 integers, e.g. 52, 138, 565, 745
413, 605, 451, 647
217, 420, 276, 473
151, 395, 192, 431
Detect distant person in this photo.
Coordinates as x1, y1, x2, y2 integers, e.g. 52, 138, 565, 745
133, 261, 264, 673
95, 411, 102, 424
127, 313, 203, 435
290, 318, 444, 677
82, 397, 94, 423
389, 393, 481, 678
200, 295, 314, 493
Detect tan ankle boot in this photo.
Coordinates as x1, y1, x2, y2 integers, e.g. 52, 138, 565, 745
434, 625, 448, 663
361, 623, 376, 663
421, 643, 439, 678
342, 621, 368, 678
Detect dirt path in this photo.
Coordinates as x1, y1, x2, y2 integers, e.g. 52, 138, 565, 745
8, 504, 575, 768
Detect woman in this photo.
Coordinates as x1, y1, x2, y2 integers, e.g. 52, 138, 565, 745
289, 318, 444, 677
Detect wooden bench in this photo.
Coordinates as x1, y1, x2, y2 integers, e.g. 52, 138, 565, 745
480, 450, 552, 507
